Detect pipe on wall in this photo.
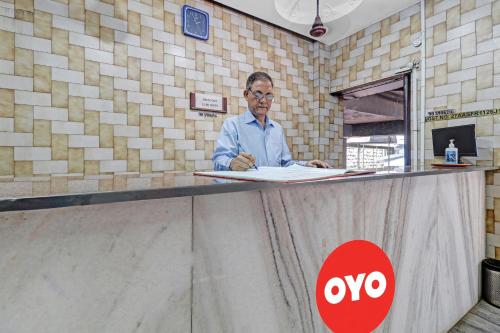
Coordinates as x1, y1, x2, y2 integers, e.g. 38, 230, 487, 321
420, 0, 426, 168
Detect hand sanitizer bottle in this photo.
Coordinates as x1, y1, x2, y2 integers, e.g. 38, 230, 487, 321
445, 139, 458, 164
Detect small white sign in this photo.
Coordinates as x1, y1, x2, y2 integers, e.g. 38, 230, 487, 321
191, 92, 226, 112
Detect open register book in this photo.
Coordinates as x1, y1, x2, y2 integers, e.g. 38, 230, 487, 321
194, 164, 374, 183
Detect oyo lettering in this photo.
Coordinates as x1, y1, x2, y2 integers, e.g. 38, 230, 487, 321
324, 271, 387, 304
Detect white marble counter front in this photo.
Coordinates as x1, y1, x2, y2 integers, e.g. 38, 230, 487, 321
0, 169, 486, 332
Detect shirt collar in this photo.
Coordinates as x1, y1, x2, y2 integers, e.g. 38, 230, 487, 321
243, 109, 275, 127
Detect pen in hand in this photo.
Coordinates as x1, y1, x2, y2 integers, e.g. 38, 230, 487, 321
237, 143, 258, 171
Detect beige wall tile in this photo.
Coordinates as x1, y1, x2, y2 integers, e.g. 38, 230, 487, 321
174, 67, 185, 88
128, 11, 140, 35
52, 81, 69, 107
381, 18, 390, 37
100, 124, 113, 148
140, 115, 152, 137
426, 78, 435, 98
85, 60, 100, 86
168, 10, 180, 31
69, 96, 84, 122
15, 161, 33, 177
69, 0, 84, 20
100, 76, 114, 100
0, 30, 14, 60
433, 22, 447, 45
34, 119, 51, 146
52, 29, 69, 56
140, 70, 152, 93
85, 111, 99, 135
115, 0, 127, 20
185, 38, 195, 59
152, 0, 163, 20
495, 149, 500, 167
140, 160, 152, 173
494, 0, 500, 25
114, 43, 128, 67
152, 127, 163, 149
446, 5, 460, 29
16, 0, 33, 12
128, 57, 140, 80
114, 136, 127, 160
461, 0, 476, 14
174, 150, 185, 171
0, 89, 14, 117
462, 80, 476, 104
477, 16, 493, 43
477, 116, 493, 136
164, 97, 174, 117
185, 120, 195, 142
495, 50, 500, 75
127, 102, 139, 125
52, 134, 68, 160
372, 31, 381, 49
174, 108, 185, 129
84, 160, 99, 175
15, 48, 33, 77
164, 54, 174, 75
50, 177, 67, 194
114, 90, 127, 113
140, 27, 153, 49
15, 104, 33, 132
34, 65, 51, 93
68, 148, 84, 173
153, 84, 163, 106
69, 45, 84, 71
410, 13, 421, 34
127, 149, 139, 171
100, 27, 114, 52
477, 64, 493, 89
16, 8, 34, 22
0, 147, 14, 176
85, 11, 99, 37
461, 33, 476, 58
163, 139, 174, 159
447, 49, 462, 73
152, 40, 163, 63
34, 10, 52, 39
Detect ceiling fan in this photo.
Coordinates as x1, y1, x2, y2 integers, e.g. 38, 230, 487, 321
309, 0, 327, 37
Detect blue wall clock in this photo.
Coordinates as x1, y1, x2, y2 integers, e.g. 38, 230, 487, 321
182, 5, 209, 41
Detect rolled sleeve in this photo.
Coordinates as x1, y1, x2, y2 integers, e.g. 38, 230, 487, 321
212, 119, 238, 171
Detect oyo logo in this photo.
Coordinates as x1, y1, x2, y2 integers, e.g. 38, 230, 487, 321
316, 240, 395, 333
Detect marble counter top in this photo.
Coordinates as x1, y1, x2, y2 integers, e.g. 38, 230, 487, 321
0, 166, 495, 212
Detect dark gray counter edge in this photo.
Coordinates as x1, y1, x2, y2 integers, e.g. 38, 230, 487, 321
0, 167, 495, 212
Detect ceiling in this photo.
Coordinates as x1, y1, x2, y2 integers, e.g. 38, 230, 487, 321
213, 0, 419, 45
344, 90, 404, 125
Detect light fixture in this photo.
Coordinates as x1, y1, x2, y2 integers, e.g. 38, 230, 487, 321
309, 0, 327, 37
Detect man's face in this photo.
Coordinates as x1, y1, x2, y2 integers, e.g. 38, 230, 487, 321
244, 79, 273, 119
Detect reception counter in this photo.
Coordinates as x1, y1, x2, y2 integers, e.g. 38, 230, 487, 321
0, 167, 492, 332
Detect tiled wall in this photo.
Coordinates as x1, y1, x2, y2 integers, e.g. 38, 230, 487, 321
0, 0, 340, 177
423, 0, 500, 260
328, 0, 500, 259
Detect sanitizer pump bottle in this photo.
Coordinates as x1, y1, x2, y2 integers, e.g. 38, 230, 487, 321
445, 139, 458, 164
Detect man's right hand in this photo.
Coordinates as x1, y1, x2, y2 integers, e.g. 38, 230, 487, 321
230, 152, 256, 171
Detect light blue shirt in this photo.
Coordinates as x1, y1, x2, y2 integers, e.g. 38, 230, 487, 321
213, 110, 303, 170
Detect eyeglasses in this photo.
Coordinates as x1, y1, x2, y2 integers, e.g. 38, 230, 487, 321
248, 88, 274, 101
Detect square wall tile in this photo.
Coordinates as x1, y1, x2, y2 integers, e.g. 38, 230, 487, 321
0, 147, 14, 176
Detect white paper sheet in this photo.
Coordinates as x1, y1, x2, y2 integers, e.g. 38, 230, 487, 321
194, 164, 350, 183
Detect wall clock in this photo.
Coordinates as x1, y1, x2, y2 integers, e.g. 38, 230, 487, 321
182, 5, 209, 41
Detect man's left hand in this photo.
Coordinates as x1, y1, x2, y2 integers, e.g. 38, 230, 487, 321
306, 160, 331, 168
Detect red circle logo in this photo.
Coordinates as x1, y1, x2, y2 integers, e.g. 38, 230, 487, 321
316, 240, 395, 333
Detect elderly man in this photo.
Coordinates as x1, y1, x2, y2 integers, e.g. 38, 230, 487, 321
213, 71, 330, 171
